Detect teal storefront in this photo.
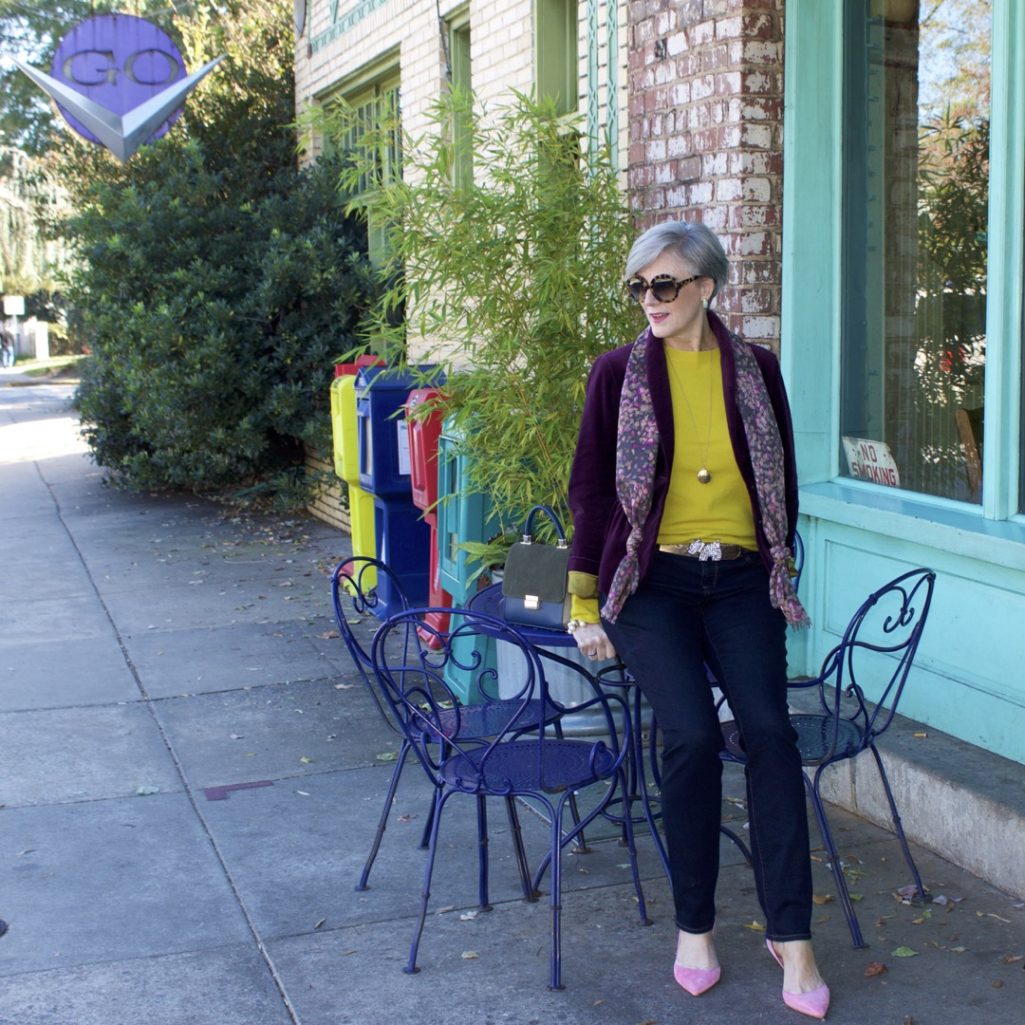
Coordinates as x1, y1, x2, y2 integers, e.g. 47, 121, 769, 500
780, 0, 1025, 765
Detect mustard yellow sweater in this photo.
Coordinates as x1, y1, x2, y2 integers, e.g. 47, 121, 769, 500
570, 346, 756, 623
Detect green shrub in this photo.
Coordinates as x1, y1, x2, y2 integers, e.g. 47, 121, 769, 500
62, 1, 380, 502
71, 152, 379, 497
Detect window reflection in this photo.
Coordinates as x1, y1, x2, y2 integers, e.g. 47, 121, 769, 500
841, 0, 991, 502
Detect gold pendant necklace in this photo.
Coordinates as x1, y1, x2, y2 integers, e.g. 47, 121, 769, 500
668, 349, 715, 484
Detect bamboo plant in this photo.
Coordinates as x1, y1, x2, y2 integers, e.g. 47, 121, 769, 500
315, 90, 642, 556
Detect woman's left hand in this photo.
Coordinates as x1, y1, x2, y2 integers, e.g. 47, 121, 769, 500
571, 622, 617, 661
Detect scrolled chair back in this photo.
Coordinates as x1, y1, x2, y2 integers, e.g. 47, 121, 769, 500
331, 555, 417, 732
829, 567, 936, 741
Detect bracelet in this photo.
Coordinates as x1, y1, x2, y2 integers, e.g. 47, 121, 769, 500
566, 618, 592, 634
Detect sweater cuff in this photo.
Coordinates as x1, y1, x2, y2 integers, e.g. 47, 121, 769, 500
568, 570, 599, 599
569, 593, 601, 624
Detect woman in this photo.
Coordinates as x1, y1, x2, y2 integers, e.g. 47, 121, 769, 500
566, 220, 829, 1018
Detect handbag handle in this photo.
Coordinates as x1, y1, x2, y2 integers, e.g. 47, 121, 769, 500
521, 504, 568, 547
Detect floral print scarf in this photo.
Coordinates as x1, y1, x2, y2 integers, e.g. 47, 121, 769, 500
601, 329, 810, 628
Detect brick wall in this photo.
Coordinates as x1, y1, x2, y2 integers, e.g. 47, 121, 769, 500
626, 0, 785, 350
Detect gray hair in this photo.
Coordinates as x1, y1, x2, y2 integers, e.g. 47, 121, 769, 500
625, 220, 729, 302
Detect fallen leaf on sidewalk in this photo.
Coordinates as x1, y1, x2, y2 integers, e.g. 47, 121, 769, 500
743, 921, 766, 932
999, 953, 1024, 964
891, 946, 918, 957
459, 910, 479, 921
135, 785, 160, 796
813, 893, 834, 905
461, 950, 479, 960
912, 731, 928, 739
864, 961, 888, 977
977, 911, 1012, 923
894, 884, 921, 904
314, 918, 326, 929
299, 756, 313, 764
992, 979, 1004, 988
376, 751, 398, 762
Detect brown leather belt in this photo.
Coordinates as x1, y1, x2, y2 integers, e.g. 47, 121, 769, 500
659, 540, 747, 561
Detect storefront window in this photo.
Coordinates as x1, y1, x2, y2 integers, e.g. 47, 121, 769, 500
841, 0, 991, 502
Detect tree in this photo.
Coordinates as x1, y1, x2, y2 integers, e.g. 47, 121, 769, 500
917, 0, 992, 122
66, 0, 381, 501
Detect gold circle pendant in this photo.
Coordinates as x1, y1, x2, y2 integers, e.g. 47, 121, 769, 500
697, 467, 712, 484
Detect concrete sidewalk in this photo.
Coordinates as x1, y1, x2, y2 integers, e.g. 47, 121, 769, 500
1, 380, 1023, 1025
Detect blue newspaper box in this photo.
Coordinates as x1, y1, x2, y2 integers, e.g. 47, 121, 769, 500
355, 365, 442, 616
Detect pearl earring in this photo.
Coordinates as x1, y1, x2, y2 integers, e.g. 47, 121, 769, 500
702, 297, 709, 310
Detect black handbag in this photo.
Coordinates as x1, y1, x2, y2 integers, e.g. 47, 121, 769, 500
501, 504, 571, 631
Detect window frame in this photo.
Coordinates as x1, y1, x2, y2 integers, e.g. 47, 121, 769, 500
535, 0, 579, 118
320, 56, 401, 268
782, 0, 1025, 553
446, 6, 473, 189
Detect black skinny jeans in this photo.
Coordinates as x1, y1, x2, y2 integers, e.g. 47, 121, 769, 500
604, 550, 813, 941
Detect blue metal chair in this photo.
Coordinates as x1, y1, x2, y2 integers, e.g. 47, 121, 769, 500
719, 566, 937, 948
333, 556, 426, 888
370, 606, 649, 990
332, 557, 557, 897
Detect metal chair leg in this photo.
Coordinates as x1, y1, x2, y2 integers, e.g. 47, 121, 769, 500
719, 823, 753, 865
505, 796, 539, 901
614, 769, 652, 926
553, 719, 588, 852
633, 720, 672, 883
356, 739, 410, 891
869, 743, 927, 897
405, 789, 447, 974
809, 769, 867, 949
476, 794, 493, 911
548, 804, 565, 991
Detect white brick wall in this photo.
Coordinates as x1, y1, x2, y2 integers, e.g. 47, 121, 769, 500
296, 0, 538, 144
295, 2, 632, 358
297, 1, 630, 173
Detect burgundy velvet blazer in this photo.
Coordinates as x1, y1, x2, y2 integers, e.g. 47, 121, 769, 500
566, 312, 799, 602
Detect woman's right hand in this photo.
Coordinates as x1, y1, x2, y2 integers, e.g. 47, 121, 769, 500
571, 622, 617, 662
